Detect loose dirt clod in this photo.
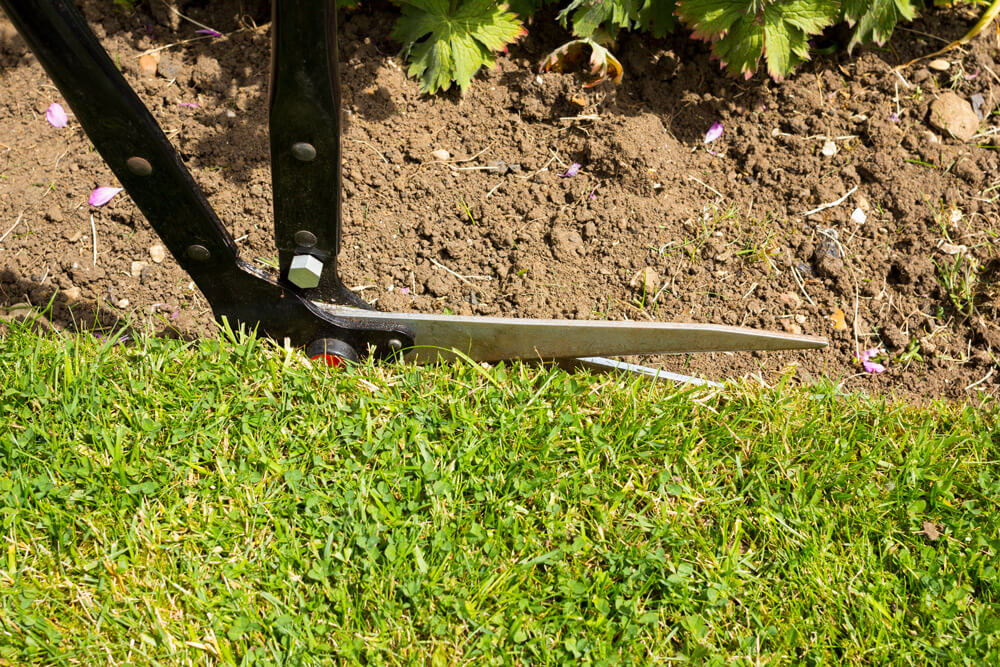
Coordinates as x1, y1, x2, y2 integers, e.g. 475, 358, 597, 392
929, 92, 980, 141
630, 267, 660, 295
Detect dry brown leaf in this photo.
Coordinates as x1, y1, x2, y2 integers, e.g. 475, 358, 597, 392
828, 308, 847, 331
920, 521, 941, 541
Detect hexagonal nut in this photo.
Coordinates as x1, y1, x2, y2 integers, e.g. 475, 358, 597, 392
288, 254, 323, 289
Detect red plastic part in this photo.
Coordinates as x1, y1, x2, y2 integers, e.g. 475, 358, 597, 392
310, 353, 345, 368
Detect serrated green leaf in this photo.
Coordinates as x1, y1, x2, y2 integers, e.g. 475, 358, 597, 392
780, 0, 839, 33
392, 0, 524, 94
638, 0, 679, 38
713, 16, 764, 78
844, 0, 919, 52
683, 0, 835, 80
675, 0, 750, 40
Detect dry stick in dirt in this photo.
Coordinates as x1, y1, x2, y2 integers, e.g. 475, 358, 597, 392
0, 0, 827, 386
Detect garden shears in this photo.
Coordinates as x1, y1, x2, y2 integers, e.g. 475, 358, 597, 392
0, 0, 826, 379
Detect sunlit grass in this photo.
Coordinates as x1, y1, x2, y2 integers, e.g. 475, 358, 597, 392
0, 323, 997, 664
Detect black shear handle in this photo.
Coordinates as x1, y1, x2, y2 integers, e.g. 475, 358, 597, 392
0, 0, 240, 290
0, 0, 413, 351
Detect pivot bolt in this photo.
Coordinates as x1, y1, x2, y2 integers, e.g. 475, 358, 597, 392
291, 142, 317, 162
126, 156, 152, 176
288, 254, 323, 289
186, 244, 210, 261
293, 230, 317, 248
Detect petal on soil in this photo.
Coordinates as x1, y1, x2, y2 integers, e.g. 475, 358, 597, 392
559, 163, 581, 178
196, 29, 222, 37
704, 122, 723, 144
89, 186, 123, 207
46, 103, 68, 128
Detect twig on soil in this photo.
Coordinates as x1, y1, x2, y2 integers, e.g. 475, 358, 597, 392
559, 115, 600, 122
896, 26, 951, 45
802, 185, 858, 216
138, 35, 218, 58
0, 212, 25, 244
981, 63, 1000, 86
965, 367, 995, 391
451, 165, 501, 171
53, 149, 70, 169
346, 139, 388, 164
90, 214, 98, 267
454, 144, 494, 165
792, 266, 816, 307
160, 0, 224, 37
890, 69, 912, 90
486, 181, 505, 199
429, 258, 490, 290
687, 176, 726, 200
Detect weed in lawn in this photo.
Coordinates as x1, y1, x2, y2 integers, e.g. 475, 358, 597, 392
0, 324, 998, 663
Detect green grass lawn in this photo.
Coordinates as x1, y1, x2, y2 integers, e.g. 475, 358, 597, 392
0, 322, 998, 664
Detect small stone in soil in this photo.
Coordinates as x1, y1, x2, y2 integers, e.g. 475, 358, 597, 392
149, 244, 166, 263
138, 54, 158, 78
971, 94, 986, 121
431, 149, 450, 161
850, 208, 867, 225
130, 260, 148, 277
821, 140, 838, 157
928, 59, 949, 72
929, 92, 980, 142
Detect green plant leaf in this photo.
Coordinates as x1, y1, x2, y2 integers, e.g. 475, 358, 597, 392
678, 0, 837, 79
392, 0, 525, 93
637, 0, 679, 37
843, 0, 918, 52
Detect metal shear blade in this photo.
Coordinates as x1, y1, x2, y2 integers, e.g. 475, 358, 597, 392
317, 305, 827, 363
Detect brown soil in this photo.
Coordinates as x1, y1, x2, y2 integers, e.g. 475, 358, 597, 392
2, 1, 999, 402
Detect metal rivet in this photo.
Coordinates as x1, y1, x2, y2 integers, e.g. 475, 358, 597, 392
186, 244, 210, 261
387, 338, 403, 352
294, 230, 317, 247
126, 156, 152, 176
291, 142, 317, 162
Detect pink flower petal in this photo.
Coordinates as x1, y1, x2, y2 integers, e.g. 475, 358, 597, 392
196, 28, 221, 37
178, 102, 201, 108
704, 122, 723, 144
46, 103, 68, 128
559, 162, 582, 178
89, 186, 123, 207
856, 348, 886, 373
